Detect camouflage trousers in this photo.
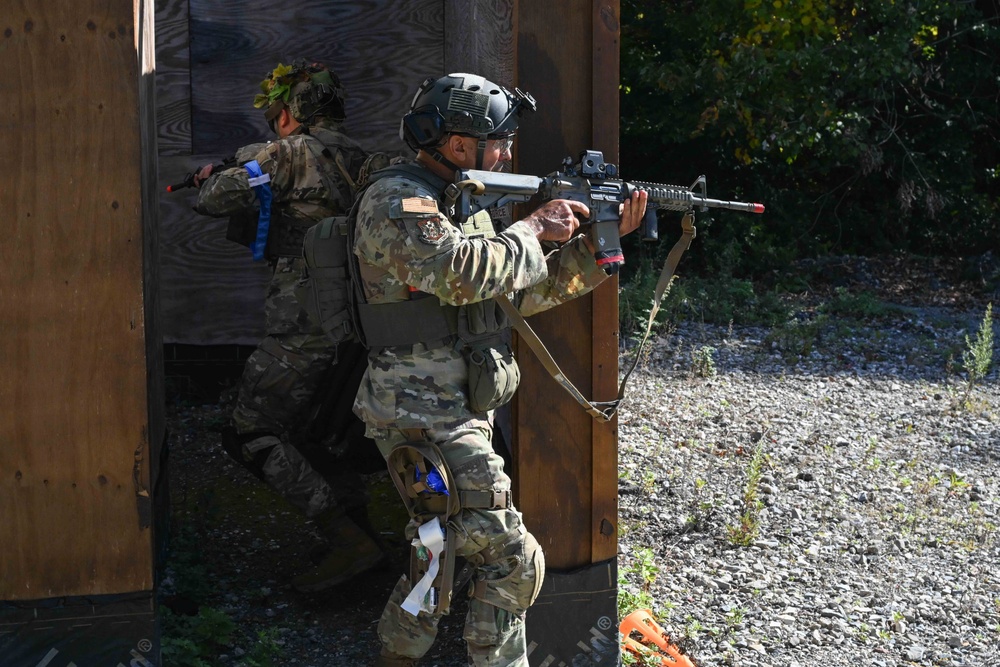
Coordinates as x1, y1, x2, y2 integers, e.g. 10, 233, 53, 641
232, 257, 332, 434
232, 258, 365, 518
371, 421, 544, 667
231, 329, 335, 437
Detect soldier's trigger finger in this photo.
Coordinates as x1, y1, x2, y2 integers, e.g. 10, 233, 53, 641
566, 199, 590, 219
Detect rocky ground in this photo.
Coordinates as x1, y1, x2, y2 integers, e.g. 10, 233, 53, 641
162, 254, 999, 667
617, 256, 1000, 667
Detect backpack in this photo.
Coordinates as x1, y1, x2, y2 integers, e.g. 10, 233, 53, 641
298, 159, 448, 344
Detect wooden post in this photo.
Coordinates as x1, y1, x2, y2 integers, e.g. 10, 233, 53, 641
513, 1, 622, 662
0, 0, 163, 661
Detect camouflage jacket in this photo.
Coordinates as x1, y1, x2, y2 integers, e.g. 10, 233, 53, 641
194, 118, 366, 227
194, 119, 366, 335
351, 160, 609, 430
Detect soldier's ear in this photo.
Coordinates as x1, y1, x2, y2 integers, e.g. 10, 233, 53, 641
275, 107, 302, 137
441, 134, 471, 161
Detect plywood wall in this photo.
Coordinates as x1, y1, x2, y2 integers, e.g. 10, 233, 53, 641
0, 0, 161, 599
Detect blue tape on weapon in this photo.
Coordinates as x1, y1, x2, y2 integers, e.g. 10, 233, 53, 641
243, 160, 272, 261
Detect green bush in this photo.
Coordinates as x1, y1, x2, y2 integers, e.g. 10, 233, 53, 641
621, 0, 1000, 275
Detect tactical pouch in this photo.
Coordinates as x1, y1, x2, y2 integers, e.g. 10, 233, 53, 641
386, 442, 462, 615
461, 300, 518, 413
225, 208, 259, 248
299, 216, 355, 342
466, 343, 520, 413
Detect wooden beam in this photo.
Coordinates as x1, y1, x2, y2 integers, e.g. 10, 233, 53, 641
590, 0, 621, 564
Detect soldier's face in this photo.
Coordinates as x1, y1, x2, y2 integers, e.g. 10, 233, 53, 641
446, 135, 514, 172
479, 137, 513, 172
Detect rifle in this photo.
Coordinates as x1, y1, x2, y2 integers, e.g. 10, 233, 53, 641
447, 149, 764, 275
165, 156, 239, 192
445, 150, 765, 422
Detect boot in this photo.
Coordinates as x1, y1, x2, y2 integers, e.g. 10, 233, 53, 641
373, 649, 418, 667
291, 511, 384, 592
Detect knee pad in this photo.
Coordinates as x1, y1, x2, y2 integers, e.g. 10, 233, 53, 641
470, 528, 545, 615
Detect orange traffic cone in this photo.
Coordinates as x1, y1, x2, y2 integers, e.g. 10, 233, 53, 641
619, 609, 696, 667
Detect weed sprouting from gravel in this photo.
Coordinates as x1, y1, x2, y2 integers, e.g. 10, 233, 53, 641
961, 302, 994, 409
726, 437, 767, 547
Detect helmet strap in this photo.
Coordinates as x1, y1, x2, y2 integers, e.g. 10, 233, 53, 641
475, 137, 487, 171
428, 149, 462, 176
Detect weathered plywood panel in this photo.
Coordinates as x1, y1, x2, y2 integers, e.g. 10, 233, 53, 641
444, 0, 514, 86
157, 0, 445, 344
155, 0, 192, 156
160, 155, 271, 344
189, 0, 443, 155
513, 0, 621, 570
0, 0, 156, 598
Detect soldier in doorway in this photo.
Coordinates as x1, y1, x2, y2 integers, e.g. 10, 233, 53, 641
191, 60, 383, 591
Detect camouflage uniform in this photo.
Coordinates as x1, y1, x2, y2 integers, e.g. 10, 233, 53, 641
353, 161, 608, 666
195, 117, 368, 520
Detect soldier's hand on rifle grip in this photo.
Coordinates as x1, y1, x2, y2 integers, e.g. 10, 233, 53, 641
522, 199, 589, 242
192, 163, 215, 188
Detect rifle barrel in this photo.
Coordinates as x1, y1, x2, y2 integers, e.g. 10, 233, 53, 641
693, 196, 765, 214
635, 181, 764, 214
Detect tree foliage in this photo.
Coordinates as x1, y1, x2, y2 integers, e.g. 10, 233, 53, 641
621, 0, 1000, 275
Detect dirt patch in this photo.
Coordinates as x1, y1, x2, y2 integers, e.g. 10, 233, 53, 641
161, 401, 469, 666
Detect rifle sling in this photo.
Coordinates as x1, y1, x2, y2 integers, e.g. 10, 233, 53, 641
616, 211, 696, 408
496, 211, 696, 423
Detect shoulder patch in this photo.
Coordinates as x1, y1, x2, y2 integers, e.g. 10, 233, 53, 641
416, 218, 448, 244
401, 197, 439, 214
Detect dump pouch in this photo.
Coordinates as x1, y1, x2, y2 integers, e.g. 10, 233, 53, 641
386, 442, 462, 615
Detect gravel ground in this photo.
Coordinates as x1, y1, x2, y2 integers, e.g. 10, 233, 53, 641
163, 255, 999, 666
617, 260, 999, 667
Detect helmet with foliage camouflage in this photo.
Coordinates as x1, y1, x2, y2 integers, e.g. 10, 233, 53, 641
400, 73, 536, 167
253, 59, 347, 127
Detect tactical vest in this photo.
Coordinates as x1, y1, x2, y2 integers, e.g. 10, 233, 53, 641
301, 163, 519, 413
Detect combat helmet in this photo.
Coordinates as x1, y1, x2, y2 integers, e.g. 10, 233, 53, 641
254, 59, 347, 130
400, 73, 536, 170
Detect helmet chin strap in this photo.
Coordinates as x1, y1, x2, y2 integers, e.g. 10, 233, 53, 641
428, 149, 463, 175
425, 133, 489, 175
475, 137, 488, 171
